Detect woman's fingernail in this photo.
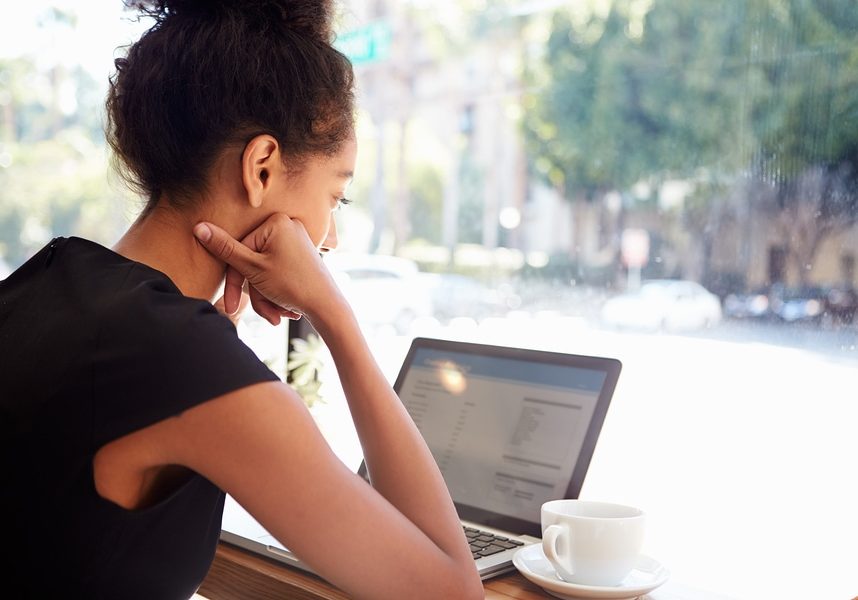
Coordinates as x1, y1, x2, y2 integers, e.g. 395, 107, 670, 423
193, 223, 212, 242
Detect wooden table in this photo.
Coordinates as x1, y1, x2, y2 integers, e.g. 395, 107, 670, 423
197, 542, 549, 600
196, 541, 709, 600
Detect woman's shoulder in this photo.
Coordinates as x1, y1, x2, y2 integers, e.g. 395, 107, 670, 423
48, 236, 219, 328
48, 237, 271, 385
63, 236, 185, 302
2, 236, 183, 304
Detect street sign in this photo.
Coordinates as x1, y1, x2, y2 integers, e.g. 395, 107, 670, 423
335, 21, 392, 66
621, 228, 650, 290
621, 228, 650, 268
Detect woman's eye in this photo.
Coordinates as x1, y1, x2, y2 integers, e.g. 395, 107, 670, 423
335, 197, 352, 211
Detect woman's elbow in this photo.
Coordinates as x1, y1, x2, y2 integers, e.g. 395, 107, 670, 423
392, 554, 484, 599
445, 563, 485, 600
462, 577, 486, 600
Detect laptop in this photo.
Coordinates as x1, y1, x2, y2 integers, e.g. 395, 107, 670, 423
220, 336, 622, 581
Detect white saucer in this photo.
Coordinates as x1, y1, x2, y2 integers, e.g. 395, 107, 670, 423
512, 543, 670, 600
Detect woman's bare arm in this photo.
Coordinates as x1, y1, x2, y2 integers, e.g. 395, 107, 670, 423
153, 379, 482, 600
311, 294, 473, 567
175, 215, 483, 599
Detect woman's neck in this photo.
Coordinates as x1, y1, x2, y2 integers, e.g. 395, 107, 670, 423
112, 203, 226, 302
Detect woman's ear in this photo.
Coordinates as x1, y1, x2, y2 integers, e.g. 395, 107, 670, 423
241, 135, 280, 209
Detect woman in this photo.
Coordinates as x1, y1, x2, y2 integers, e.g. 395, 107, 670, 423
0, 1, 483, 598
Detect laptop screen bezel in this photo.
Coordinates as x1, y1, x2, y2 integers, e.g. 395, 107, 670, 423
357, 336, 622, 539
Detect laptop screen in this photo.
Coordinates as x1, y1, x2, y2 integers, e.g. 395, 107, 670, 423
360, 337, 621, 538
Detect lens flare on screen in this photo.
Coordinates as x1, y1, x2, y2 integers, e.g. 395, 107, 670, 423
437, 360, 467, 395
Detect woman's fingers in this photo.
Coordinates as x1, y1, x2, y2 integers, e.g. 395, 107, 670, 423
247, 282, 303, 325
196, 213, 327, 325
195, 221, 274, 316
213, 291, 250, 326
248, 284, 284, 326
194, 222, 261, 275
223, 265, 246, 315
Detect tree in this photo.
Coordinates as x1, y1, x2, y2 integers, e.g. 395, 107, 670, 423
523, 0, 755, 268
750, 0, 858, 283
0, 49, 131, 268
524, 0, 858, 286
0, 131, 129, 266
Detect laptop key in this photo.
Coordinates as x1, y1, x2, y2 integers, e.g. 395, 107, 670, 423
478, 545, 507, 556
463, 526, 527, 558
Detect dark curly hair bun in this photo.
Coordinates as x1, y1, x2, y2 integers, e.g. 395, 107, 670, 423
126, 0, 336, 41
109, 0, 354, 206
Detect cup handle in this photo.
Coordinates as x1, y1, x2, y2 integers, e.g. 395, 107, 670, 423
542, 524, 566, 567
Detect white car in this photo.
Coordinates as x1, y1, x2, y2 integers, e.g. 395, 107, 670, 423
324, 253, 434, 333
600, 279, 722, 332
415, 272, 514, 322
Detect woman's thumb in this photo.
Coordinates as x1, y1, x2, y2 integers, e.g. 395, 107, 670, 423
193, 222, 256, 272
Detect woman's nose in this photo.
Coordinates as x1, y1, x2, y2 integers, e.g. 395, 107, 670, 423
320, 217, 338, 253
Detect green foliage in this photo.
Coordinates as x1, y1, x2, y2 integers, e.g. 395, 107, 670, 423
749, 0, 858, 222
0, 130, 129, 265
523, 0, 858, 279
457, 151, 485, 244
0, 54, 133, 267
286, 334, 326, 409
407, 163, 444, 245
524, 0, 757, 198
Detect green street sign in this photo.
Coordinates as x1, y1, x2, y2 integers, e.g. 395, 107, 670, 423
335, 21, 392, 66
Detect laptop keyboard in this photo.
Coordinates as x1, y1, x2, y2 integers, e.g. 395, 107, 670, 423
463, 526, 525, 559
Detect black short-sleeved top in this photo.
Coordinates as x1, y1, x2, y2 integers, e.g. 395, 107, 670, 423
0, 237, 280, 599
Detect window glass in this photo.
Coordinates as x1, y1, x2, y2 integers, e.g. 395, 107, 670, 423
2, 2, 856, 599
320, 3, 858, 599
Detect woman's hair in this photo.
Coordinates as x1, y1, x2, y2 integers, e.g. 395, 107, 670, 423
106, 0, 355, 208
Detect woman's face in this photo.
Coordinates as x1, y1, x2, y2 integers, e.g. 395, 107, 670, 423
275, 138, 357, 251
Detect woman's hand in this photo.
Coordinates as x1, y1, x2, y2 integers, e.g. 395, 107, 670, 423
193, 213, 343, 326
213, 288, 250, 327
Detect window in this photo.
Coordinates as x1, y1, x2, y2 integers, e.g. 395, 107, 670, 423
2, 2, 855, 599
316, 3, 858, 599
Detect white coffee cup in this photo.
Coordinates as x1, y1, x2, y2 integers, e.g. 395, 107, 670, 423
541, 499, 645, 586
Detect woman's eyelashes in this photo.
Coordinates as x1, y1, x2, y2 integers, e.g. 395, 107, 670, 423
335, 197, 352, 211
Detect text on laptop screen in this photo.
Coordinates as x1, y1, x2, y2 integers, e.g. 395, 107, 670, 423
399, 347, 607, 525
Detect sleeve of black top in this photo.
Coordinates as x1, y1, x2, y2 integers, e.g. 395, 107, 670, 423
90, 269, 281, 448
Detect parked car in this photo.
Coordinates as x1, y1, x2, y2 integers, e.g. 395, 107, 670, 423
723, 287, 771, 320
324, 253, 433, 333
768, 284, 827, 323
416, 272, 514, 322
600, 279, 723, 332
822, 285, 857, 325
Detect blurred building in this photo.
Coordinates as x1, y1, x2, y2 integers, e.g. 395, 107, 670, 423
340, 0, 857, 294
